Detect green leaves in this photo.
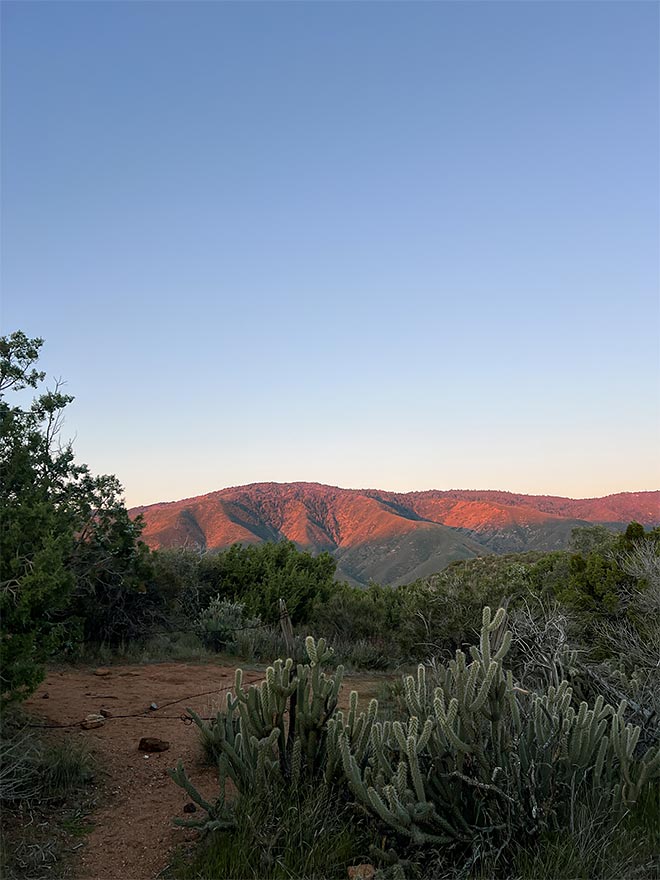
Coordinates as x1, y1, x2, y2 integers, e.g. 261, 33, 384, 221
198, 541, 337, 625
1, 331, 150, 704
0, 331, 46, 393
1, 334, 78, 705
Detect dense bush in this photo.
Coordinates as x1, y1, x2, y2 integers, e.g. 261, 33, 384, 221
309, 582, 404, 641
68, 481, 158, 645
150, 547, 204, 617
99, 522, 659, 678
1, 332, 163, 702
150, 547, 202, 600
557, 523, 658, 615
198, 541, 336, 624
0, 333, 79, 704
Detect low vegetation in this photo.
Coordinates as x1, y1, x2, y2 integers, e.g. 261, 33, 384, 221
0, 715, 96, 880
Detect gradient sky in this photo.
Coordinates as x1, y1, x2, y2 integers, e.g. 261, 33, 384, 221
2, 1, 659, 507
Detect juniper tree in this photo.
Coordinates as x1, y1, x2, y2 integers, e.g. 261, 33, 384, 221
1, 331, 152, 705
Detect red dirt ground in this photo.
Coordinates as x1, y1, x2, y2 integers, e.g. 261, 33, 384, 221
24, 662, 389, 880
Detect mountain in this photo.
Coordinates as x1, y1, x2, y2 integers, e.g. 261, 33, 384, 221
130, 483, 660, 586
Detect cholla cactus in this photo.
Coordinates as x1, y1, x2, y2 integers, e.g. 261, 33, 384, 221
326, 688, 379, 784
171, 610, 660, 842
169, 636, 348, 828
339, 607, 660, 847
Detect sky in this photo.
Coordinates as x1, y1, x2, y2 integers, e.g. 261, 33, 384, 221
2, 1, 659, 507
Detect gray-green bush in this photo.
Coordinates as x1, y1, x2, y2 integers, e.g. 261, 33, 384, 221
195, 597, 261, 652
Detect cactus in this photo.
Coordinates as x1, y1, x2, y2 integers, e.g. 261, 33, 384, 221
170, 609, 660, 846
339, 607, 660, 849
168, 759, 234, 831
169, 636, 349, 829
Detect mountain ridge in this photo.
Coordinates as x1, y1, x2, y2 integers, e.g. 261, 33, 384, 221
130, 483, 660, 586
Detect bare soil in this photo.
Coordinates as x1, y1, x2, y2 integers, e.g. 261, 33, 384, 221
24, 662, 390, 880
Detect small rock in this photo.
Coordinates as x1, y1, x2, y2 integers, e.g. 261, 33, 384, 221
348, 866, 375, 880
138, 737, 170, 752
94, 668, 111, 677
99, 708, 112, 718
149, 702, 158, 711
183, 803, 197, 814
81, 714, 105, 730
42, 692, 49, 699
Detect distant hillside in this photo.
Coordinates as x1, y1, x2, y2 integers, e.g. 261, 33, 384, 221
131, 483, 660, 586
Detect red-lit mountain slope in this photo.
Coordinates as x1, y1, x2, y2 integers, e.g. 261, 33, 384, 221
130, 483, 660, 586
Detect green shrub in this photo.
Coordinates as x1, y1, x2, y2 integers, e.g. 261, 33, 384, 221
309, 583, 404, 644
198, 541, 337, 625
557, 524, 659, 626
150, 547, 203, 612
395, 557, 535, 659
1, 331, 158, 703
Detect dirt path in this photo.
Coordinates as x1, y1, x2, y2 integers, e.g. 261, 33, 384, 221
25, 662, 264, 880
24, 663, 390, 880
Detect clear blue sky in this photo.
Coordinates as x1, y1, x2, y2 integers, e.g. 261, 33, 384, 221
2, 1, 658, 506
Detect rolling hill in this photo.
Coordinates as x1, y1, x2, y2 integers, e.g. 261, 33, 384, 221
130, 483, 660, 586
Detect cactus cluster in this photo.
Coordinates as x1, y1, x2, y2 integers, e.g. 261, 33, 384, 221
169, 636, 347, 828
170, 608, 659, 851
338, 607, 660, 847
